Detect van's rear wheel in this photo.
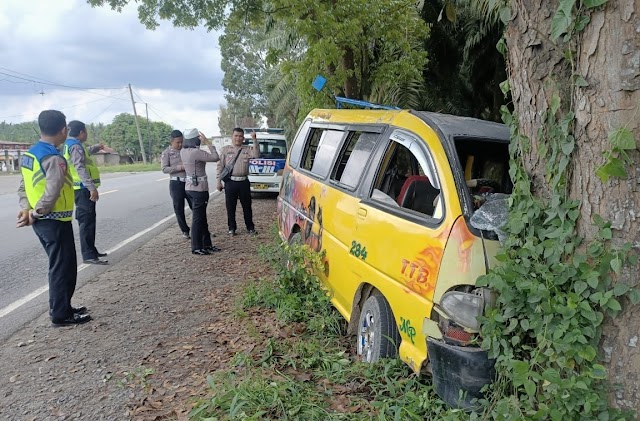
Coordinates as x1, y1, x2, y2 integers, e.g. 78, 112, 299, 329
357, 295, 400, 362
286, 232, 302, 270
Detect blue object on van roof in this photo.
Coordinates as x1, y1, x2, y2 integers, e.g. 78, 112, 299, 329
335, 96, 400, 110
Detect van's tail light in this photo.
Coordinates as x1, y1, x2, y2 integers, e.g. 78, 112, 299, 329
443, 324, 474, 346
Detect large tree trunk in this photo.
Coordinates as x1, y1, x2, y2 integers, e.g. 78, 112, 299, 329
506, 0, 640, 411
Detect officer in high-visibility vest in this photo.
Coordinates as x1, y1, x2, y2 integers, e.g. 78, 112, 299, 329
17, 110, 92, 326
63, 120, 108, 265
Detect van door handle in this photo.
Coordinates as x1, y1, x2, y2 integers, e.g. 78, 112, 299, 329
357, 208, 367, 217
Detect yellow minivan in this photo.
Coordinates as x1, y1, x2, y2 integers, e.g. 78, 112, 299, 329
277, 108, 511, 408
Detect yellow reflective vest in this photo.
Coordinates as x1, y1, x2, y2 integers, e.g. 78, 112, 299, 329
21, 141, 74, 221
63, 138, 101, 190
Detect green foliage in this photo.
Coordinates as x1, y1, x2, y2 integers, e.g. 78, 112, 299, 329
596, 127, 638, 182
476, 1, 636, 419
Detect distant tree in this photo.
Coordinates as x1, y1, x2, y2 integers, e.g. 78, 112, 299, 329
0, 121, 40, 143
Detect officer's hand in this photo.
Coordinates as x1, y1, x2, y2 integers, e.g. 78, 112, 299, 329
198, 132, 210, 145
16, 209, 33, 228
217, 181, 223, 191
90, 189, 99, 202
251, 131, 257, 141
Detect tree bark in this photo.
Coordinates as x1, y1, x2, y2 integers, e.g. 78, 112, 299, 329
342, 46, 359, 98
506, 0, 640, 411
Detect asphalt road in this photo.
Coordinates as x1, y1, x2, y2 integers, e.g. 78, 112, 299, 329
0, 166, 220, 342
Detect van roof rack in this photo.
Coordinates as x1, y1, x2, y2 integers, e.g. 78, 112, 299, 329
335, 96, 400, 110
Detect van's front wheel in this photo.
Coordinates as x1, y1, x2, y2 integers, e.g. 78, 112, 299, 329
357, 295, 400, 362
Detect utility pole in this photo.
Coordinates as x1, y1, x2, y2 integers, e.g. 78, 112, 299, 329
128, 84, 147, 164
145, 103, 153, 163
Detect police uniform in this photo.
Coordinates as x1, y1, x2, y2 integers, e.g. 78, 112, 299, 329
217, 144, 259, 235
63, 138, 104, 262
161, 146, 193, 237
18, 141, 77, 322
180, 141, 220, 254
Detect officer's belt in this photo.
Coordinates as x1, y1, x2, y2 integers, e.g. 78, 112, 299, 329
230, 176, 247, 181
189, 176, 208, 182
170, 176, 185, 181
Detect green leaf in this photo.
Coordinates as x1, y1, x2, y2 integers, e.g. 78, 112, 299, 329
608, 298, 622, 311
579, 345, 597, 361
590, 364, 607, 379
551, 7, 572, 41
561, 139, 575, 155
445, 2, 456, 22
583, 0, 608, 8
499, 6, 512, 24
596, 157, 628, 182
574, 74, 589, 87
574, 280, 588, 295
613, 282, 630, 296
524, 379, 536, 396
550, 93, 561, 115
608, 127, 636, 150
629, 288, 640, 305
610, 256, 622, 274
499, 80, 510, 96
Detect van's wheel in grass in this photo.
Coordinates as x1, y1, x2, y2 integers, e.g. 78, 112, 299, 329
286, 232, 302, 270
357, 294, 400, 362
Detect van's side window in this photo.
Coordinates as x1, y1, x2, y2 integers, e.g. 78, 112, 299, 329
289, 120, 311, 168
331, 131, 378, 189
371, 139, 442, 219
301, 129, 344, 178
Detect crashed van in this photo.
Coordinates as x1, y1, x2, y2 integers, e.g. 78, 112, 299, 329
277, 108, 511, 408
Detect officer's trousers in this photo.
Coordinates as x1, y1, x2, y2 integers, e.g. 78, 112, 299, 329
186, 190, 212, 251
169, 180, 192, 234
32, 219, 77, 321
75, 188, 99, 260
224, 179, 254, 231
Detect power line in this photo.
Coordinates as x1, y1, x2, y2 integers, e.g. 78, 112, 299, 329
0, 71, 129, 100
0, 95, 126, 121
0, 67, 124, 90
85, 91, 130, 122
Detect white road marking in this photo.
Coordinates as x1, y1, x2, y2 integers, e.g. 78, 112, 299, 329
156, 177, 169, 181
0, 191, 221, 319
100, 189, 118, 195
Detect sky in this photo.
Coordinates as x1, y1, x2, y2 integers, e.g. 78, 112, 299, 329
0, 0, 225, 137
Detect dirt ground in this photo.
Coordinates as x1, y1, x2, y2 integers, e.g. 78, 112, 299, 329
0, 193, 279, 421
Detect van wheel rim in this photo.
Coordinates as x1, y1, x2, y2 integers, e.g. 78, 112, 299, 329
359, 310, 375, 362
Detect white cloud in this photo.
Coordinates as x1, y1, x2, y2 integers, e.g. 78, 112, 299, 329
0, 0, 226, 136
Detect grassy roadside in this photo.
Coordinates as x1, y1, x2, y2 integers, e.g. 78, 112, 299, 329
98, 163, 161, 173
190, 234, 466, 420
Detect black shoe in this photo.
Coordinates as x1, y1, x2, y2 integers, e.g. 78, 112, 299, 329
72, 306, 88, 315
192, 249, 210, 256
204, 246, 222, 253
84, 258, 108, 265
52, 313, 92, 327
97, 252, 108, 257
228, 230, 236, 236
247, 229, 257, 235
182, 232, 191, 239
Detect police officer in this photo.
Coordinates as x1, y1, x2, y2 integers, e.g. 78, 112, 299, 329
17, 110, 92, 326
216, 128, 259, 236
161, 130, 193, 239
181, 129, 221, 255
63, 120, 108, 265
